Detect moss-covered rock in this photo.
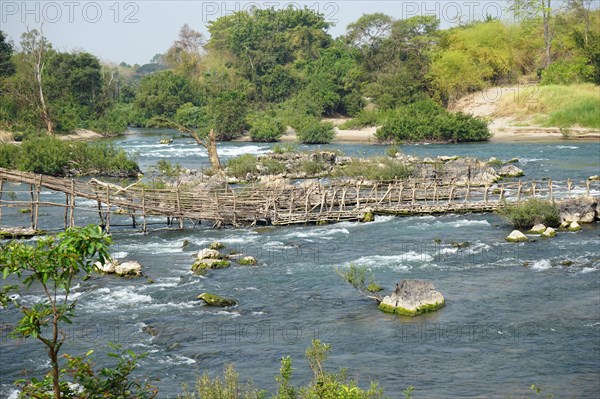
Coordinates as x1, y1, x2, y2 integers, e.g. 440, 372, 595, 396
238, 256, 257, 266
506, 230, 528, 242
541, 227, 557, 237
191, 258, 231, 273
362, 208, 375, 223
378, 280, 445, 317
197, 248, 222, 259
197, 293, 237, 307
529, 224, 547, 234
568, 221, 582, 232
209, 241, 224, 250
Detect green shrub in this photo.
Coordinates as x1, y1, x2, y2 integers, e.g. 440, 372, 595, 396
272, 143, 297, 154
178, 341, 392, 399
227, 154, 258, 178
294, 116, 335, 144
540, 56, 594, 85
376, 99, 490, 143
260, 158, 286, 174
333, 158, 414, 181
248, 113, 285, 142
385, 145, 400, 158
498, 198, 560, 229
301, 159, 326, 176
0, 137, 139, 177
338, 109, 391, 130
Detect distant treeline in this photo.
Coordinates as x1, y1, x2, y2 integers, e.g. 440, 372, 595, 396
0, 1, 598, 143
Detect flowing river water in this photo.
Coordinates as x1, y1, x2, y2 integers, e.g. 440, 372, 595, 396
1, 130, 599, 398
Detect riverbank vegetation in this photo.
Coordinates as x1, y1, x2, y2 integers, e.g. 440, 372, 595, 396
0, 136, 139, 177
1, 2, 597, 143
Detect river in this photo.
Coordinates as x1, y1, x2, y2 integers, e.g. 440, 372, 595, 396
1, 129, 599, 398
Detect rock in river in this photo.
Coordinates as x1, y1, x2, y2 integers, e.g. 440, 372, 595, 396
378, 280, 445, 316
506, 230, 528, 242
198, 293, 237, 307
529, 224, 546, 234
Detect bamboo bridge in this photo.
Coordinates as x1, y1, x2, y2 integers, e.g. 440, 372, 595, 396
0, 168, 597, 235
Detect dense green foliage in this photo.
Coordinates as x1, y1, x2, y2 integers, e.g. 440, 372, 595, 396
376, 100, 490, 143
1, 3, 598, 139
499, 198, 560, 229
0, 137, 139, 176
227, 154, 258, 178
294, 117, 336, 144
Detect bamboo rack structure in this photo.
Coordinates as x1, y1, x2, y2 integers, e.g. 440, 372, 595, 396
1, 168, 598, 233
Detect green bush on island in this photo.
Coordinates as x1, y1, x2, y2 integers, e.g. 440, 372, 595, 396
226, 154, 258, 178
376, 99, 491, 143
0, 136, 139, 177
499, 198, 560, 229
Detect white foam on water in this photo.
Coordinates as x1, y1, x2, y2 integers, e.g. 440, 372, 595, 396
531, 259, 552, 270
584, 321, 600, 327
337, 215, 396, 228
111, 251, 129, 260
556, 145, 578, 149
285, 227, 350, 239
352, 252, 432, 268
578, 267, 598, 274
158, 354, 196, 365
448, 219, 491, 228
519, 158, 549, 164
7, 389, 20, 399
219, 145, 271, 157
82, 286, 152, 312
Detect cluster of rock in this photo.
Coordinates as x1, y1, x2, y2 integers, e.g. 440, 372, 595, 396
398, 154, 524, 186
378, 280, 445, 316
95, 259, 143, 277
191, 241, 257, 273
558, 196, 600, 224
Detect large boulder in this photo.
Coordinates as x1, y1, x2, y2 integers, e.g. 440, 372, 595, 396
506, 230, 528, 242
378, 280, 445, 316
559, 196, 599, 224
95, 259, 142, 277
198, 293, 237, 307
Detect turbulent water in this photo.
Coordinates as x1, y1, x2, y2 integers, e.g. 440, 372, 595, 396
1, 129, 599, 398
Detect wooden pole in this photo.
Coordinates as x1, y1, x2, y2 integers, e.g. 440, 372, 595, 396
532, 181, 537, 197
105, 185, 111, 234
69, 180, 75, 228
483, 185, 489, 203
0, 179, 3, 225
29, 184, 34, 229
567, 178, 572, 198
176, 189, 183, 229
548, 179, 553, 200
142, 188, 147, 233
586, 180, 591, 196
33, 176, 41, 231
517, 181, 522, 202
64, 193, 69, 230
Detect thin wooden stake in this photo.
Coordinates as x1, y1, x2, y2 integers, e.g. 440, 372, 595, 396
142, 188, 147, 233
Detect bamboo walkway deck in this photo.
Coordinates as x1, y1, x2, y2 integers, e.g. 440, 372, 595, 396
0, 168, 597, 233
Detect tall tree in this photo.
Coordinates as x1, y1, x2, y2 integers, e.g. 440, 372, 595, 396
0, 30, 15, 77
20, 28, 54, 133
510, 0, 554, 67
165, 24, 205, 79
